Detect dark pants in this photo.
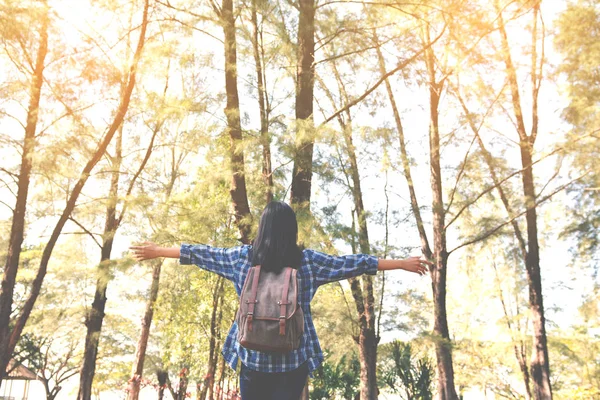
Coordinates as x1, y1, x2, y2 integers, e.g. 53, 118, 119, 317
239, 362, 308, 400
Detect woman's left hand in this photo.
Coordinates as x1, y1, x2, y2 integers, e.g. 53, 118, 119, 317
130, 241, 159, 261
401, 256, 432, 275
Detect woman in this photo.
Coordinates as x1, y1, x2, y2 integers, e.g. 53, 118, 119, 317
131, 201, 430, 400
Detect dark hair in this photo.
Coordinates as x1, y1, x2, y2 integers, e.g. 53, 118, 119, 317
251, 201, 303, 272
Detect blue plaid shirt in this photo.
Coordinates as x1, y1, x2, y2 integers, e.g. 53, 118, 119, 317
179, 244, 378, 374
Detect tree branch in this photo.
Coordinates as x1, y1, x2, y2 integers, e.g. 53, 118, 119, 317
449, 173, 589, 254
320, 25, 446, 125
68, 217, 102, 249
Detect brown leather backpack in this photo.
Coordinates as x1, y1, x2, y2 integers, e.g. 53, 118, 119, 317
236, 266, 304, 353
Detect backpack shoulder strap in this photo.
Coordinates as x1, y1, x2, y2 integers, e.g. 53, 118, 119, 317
278, 267, 294, 336
246, 265, 261, 331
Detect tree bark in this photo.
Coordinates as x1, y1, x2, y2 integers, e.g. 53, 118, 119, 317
0, 4, 48, 385
250, 0, 273, 204
424, 28, 459, 400
157, 369, 168, 400
456, 92, 532, 399
290, 0, 315, 207
496, 4, 552, 398
78, 126, 123, 400
127, 260, 164, 400
319, 58, 379, 399
344, 130, 378, 400
221, 0, 252, 243
176, 368, 189, 400
199, 278, 224, 400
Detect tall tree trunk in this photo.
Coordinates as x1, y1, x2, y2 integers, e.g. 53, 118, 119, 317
0, 0, 149, 386
424, 28, 459, 400
496, 4, 552, 398
127, 107, 175, 400
176, 367, 189, 400
199, 278, 224, 400
217, 356, 226, 400
0, 4, 48, 385
221, 0, 252, 243
290, 0, 315, 207
338, 75, 378, 400
318, 59, 379, 399
157, 369, 168, 400
250, 0, 273, 203
291, 3, 315, 393
456, 92, 532, 399
78, 128, 123, 400
127, 259, 164, 400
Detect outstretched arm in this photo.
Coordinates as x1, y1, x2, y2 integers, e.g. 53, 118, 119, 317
130, 242, 179, 261
377, 257, 432, 275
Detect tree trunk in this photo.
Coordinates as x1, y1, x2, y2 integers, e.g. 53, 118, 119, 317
457, 93, 532, 399
217, 356, 226, 400
424, 29, 458, 400
176, 368, 189, 400
343, 122, 378, 400
221, 0, 252, 243
496, 4, 552, 398
521, 146, 552, 400
318, 56, 379, 399
0, 5, 48, 385
290, 0, 315, 207
157, 369, 168, 400
250, 0, 273, 204
0, 0, 149, 387
78, 127, 123, 400
199, 278, 224, 400
291, 2, 315, 393
127, 260, 164, 400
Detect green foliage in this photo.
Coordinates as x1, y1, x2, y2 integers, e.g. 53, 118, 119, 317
556, 0, 600, 264
310, 351, 361, 400
378, 341, 434, 400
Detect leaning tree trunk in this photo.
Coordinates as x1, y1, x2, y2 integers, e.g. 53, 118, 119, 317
496, 4, 552, 397
290, 0, 315, 207
80, 18, 161, 395
0, 5, 48, 385
457, 92, 532, 399
127, 259, 163, 400
346, 134, 378, 400
198, 278, 225, 400
1, 0, 149, 388
326, 58, 379, 399
221, 0, 252, 243
78, 126, 123, 400
424, 30, 459, 400
127, 107, 174, 400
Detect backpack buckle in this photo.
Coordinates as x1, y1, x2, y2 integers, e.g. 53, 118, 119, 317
279, 317, 286, 336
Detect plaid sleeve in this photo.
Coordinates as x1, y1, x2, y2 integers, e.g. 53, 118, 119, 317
307, 249, 378, 287
179, 244, 247, 281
